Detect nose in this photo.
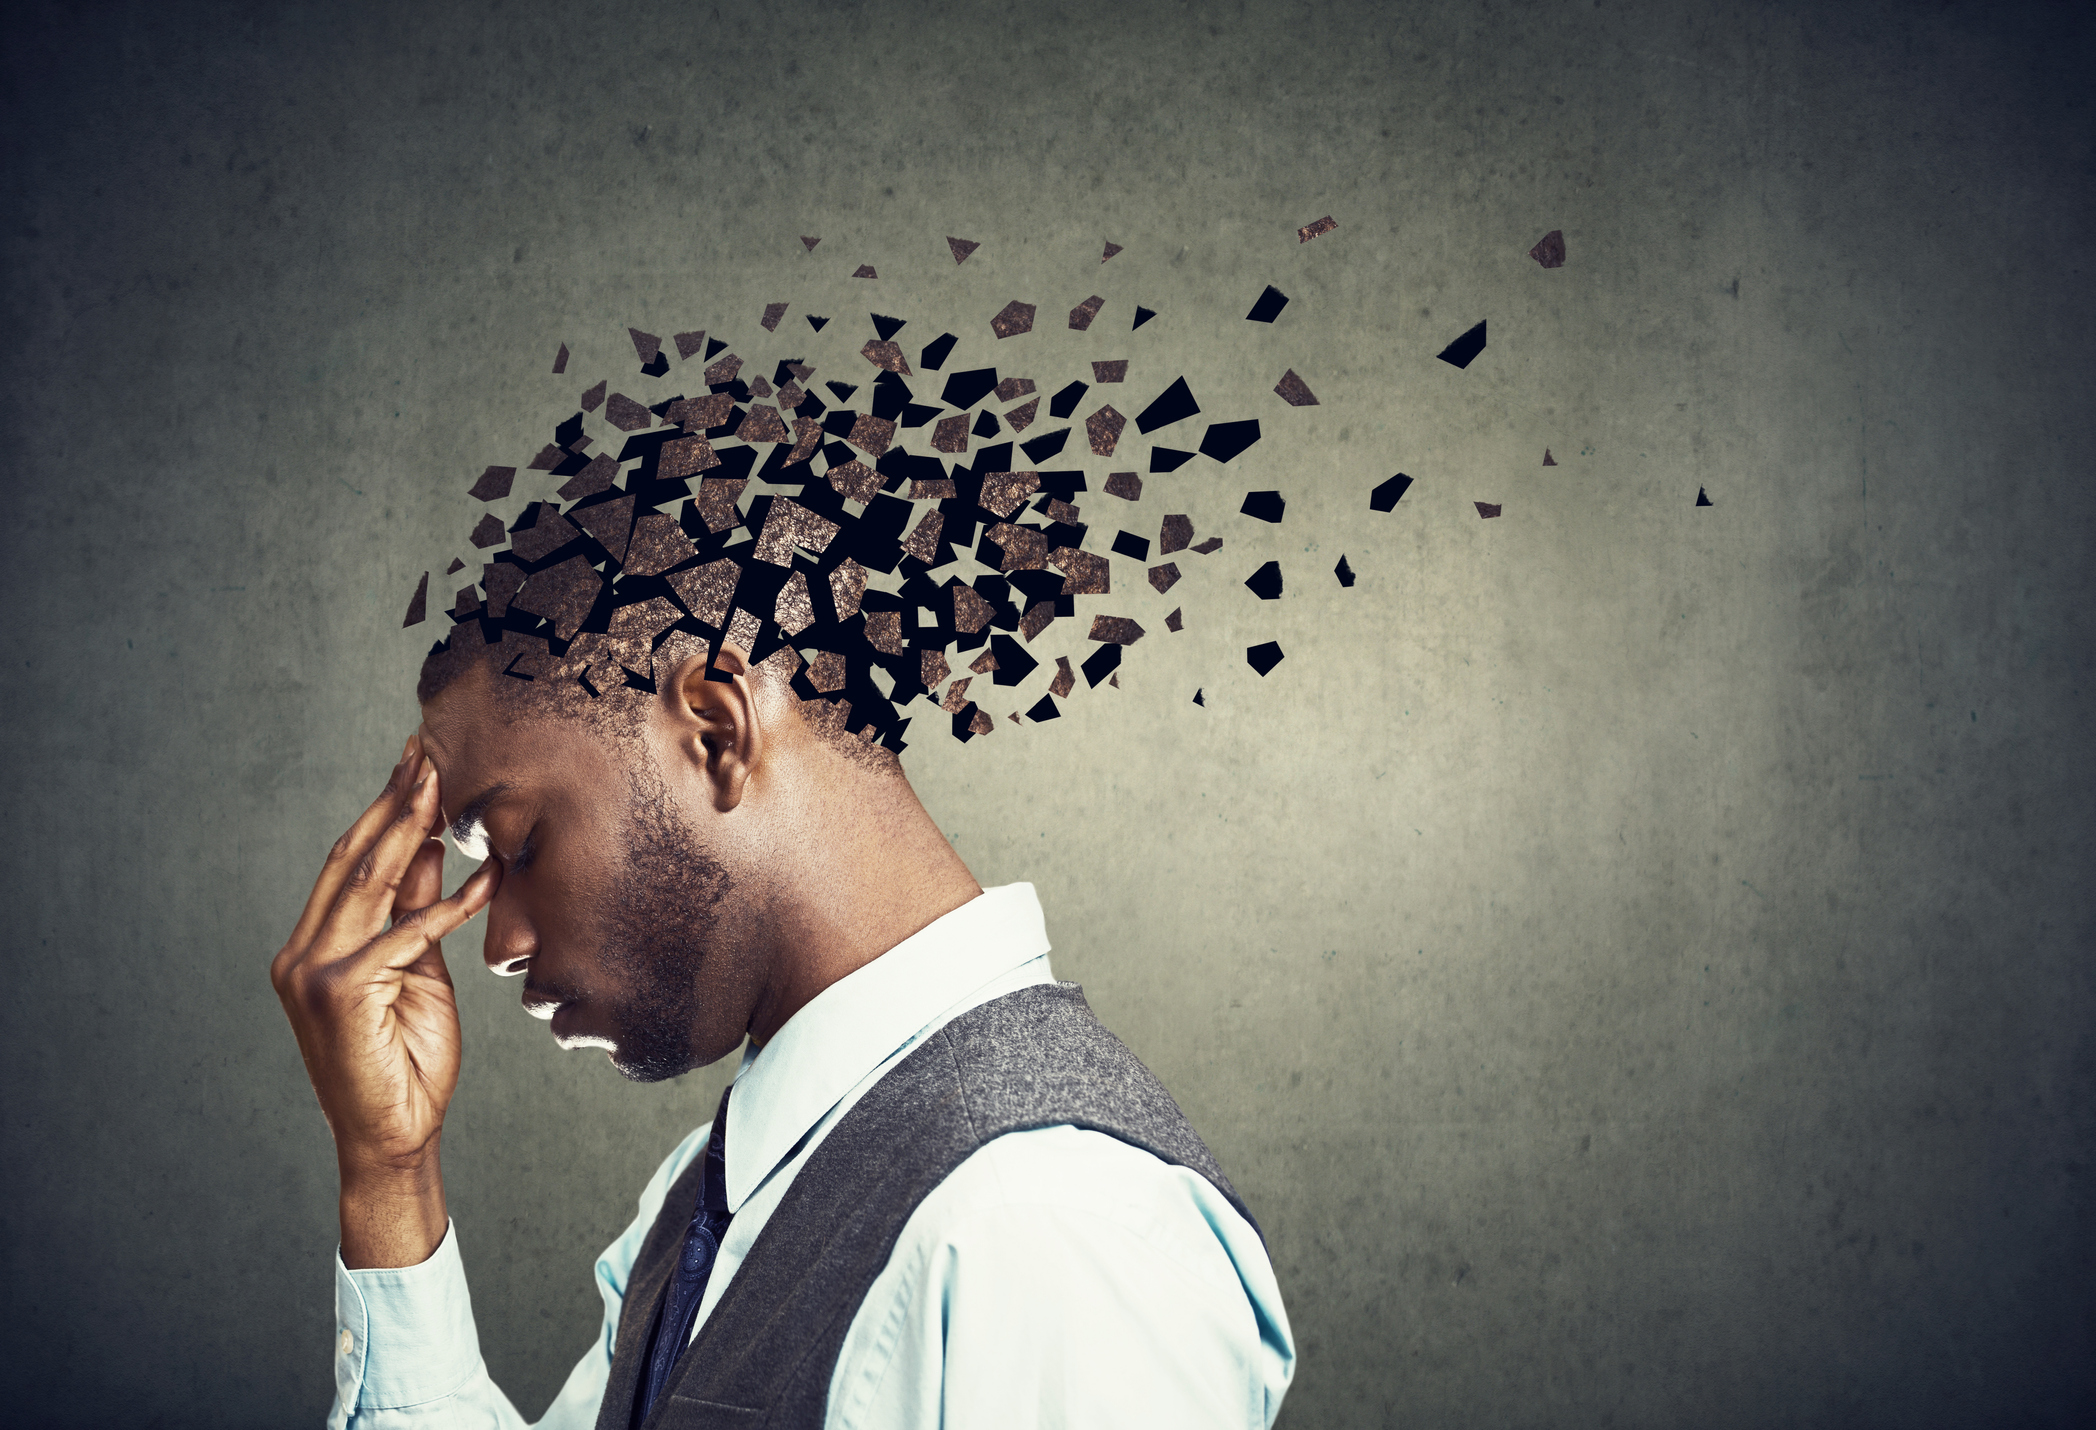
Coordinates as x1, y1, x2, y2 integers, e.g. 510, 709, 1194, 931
482, 895, 535, 978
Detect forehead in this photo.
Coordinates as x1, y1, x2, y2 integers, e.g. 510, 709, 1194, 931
418, 662, 620, 823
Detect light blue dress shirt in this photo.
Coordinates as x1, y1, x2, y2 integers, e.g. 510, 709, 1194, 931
328, 883, 1294, 1428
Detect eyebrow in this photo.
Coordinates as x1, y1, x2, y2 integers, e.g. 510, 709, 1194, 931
447, 781, 515, 846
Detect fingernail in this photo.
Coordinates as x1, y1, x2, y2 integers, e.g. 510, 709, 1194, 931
401, 735, 415, 761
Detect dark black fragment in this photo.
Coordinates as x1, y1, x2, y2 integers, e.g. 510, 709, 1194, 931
1020, 429, 1068, 462
1025, 694, 1060, 722
1080, 643, 1121, 687
826, 381, 859, 403
1246, 285, 1289, 323
1245, 561, 1283, 600
920, 333, 959, 370
806, 316, 829, 332
1369, 473, 1414, 511
1246, 641, 1285, 676
1696, 487, 1714, 507
1150, 448, 1194, 472
1133, 305, 1156, 330
972, 410, 1001, 438
403, 572, 429, 628
1437, 321, 1487, 369
1200, 420, 1261, 463
1241, 491, 1285, 523
1049, 381, 1087, 419
871, 313, 906, 341
1334, 554, 1355, 587
941, 368, 999, 411
1135, 378, 1199, 434
1112, 531, 1150, 560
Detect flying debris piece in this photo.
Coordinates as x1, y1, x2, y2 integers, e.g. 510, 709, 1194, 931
969, 647, 999, 675
846, 414, 897, 457
788, 418, 823, 464
901, 509, 945, 564
953, 583, 994, 634
1437, 321, 1487, 369
801, 236, 821, 251
979, 471, 1042, 517
1529, 229, 1565, 268
1113, 531, 1151, 560
446, 558, 464, 575
807, 315, 830, 332
1132, 305, 1157, 330
630, 328, 662, 364
702, 354, 744, 386
670, 393, 733, 432
919, 649, 951, 691
511, 557, 603, 641
760, 303, 789, 332
968, 709, 995, 736
864, 611, 906, 655
987, 522, 1049, 570
773, 571, 815, 635
553, 343, 570, 374
942, 368, 999, 410
1159, 515, 1193, 554
1147, 562, 1181, 593
752, 498, 841, 565
1101, 240, 1123, 263
1086, 405, 1126, 456
990, 301, 1037, 339
853, 265, 878, 279
665, 557, 741, 628
1043, 498, 1081, 523
1049, 657, 1076, 699
605, 393, 655, 431
939, 676, 973, 711
674, 331, 706, 360
1191, 536, 1223, 555
1167, 609, 1185, 632
623, 513, 699, 577
1200, 420, 1261, 463
1369, 473, 1414, 511
973, 411, 1001, 438
1245, 562, 1283, 600
1020, 428, 1069, 462
1104, 471, 1142, 500
859, 337, 909, 373
581, 380, 607, 411
825, 381, 859, 403
468, 466, 516, 502
1020, 600, 1057, 642
1135, 377, 1200, 433
1246, 285, 1289, 323
748, 375, 773, 399
1150, 448, 1194, 472
403, 572, 429, 628
571, 495, 636, 561
1025, 694, 1061, 722
510, 506, 580, 562
1050, 547, 1110, 595
1297, 215, 1338, 243
920, 333, 958, 370
1006, 397, 1040, 431
1273, 370, 1318, 406
1696, 487, 1714, 507
1240, 491, 1285, 523
826, 460, 881, 504
706, 337, 728, 359
932, 415, 971, 453
1191, 686, 1203, 704
1069, 295, 1105, 330
1334, 554, 1355, 587
453, 586, 479, 618
995, 377, 1036, 402
1080, 644, 1122, 687
909, 477, 957, 500
1474, 501, 1502, 518
558, 453, 620, 500
470, 514, 507, 548
482, 563, 525, 618
1092, 360, 1128, 383
1109, 673, 1119, 688
1049, 381, 1088, 419
1543, 448, 1557, 466
947, 237, 980, 264
527, 444, 563, 469
830, 560, 868, 620
736, 406, 791, 444
1246, 641, 1285, 676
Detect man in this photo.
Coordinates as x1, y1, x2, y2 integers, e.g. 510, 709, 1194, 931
272, 623, 1295, 1428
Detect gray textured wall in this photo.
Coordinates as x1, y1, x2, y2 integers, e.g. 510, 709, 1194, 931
2, 1, 2090, 1425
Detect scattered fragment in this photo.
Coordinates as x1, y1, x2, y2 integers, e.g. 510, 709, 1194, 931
1109, 672, 1119, 688
736, 406, 791, 444
1160, 515, 1193, 554
558, 453, 620, 500
1437, 321, 1487, 369
1049, 657, 1076, 698
1086, 405, 1126, 456
801, 236, 821, 251
470, 514, 507, 548
605, 393, 655, 431
774, 571, 816, 635
1147, 562, 1181, 594
1297, 215, 1337, 243
920, 649, 951, 691
1006, 397, 1040, 431
1369, 473, 1414, 510
1050, 547, 1110, 595
1274, 370, 1318, 406
1104, 471, 1142, 500
453, 586, 479, 618
909, 477, 957, 500
1246, 286, 1289, 323
979, 471, 1042, 518
1245, 562, 1283, 600
826, 459, 882, 505
846, 413, 897, 458
1112, 531, 1151, 561
581, 380, 607, 412
666, 557, 740, 627
1543, 448, 1557, 466
1191, 536, 1223, 555
403, 573, 429, 628
788, 417, 823, 464
940, 676, 972, 711
702, 353, 744, 386
1135, 377, 1200, 433
1697, 487, 1714, 507
953, 583, 994, 634
986, 522, 1049, 570
1474, 501, 1502, 518
1026, 694, 1060, 722
468, 466, 516, 502
630, 328, 662, 364
853, 265, 877, 279
446, 558, 464, 575
693, 476, 747, 533
511, 557, 602, 640
1088, 615, 1145, 645
901, 509, 944, 564
1045, 500, 1082, 527
1167, 608, 1184, 632
570, 495, 636, 561
674, 331, 706, 360
1092, 360, 1128, 383
1241, 491, 1285, 523
671, 393, 733, 431
864, 611, 906, 655
807, 315, 829, 332
830, 559, 868, 620
1529, 230, 1565, 268
1334, 554, 1355, 587
1191, 687, 1203, 704
990, 301, 1037, 339
1246, 641, 1285, 676
932, 415, 971, 453
969, 648, 998, 674
510, 507, 579, 562
623, 513, 698, 576
947, 237, 979, 264
553, 343, 570, 374
968, 709, 995, 736
1020, 600, 1057, 642
527, 444, 563, 470
1133, 305, 1157, 330
995, 377, 1037, 403
1200, 419, 1261, 463
861, 339, 912, 374
752, 498, 841, 565
1101, 240, 1123, 263
1069, 295, 1105, 330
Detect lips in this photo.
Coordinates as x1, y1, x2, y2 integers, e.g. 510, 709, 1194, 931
521, 990, 564, 1021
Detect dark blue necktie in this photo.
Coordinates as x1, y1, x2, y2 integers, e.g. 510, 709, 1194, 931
636, 1085, 733, 1425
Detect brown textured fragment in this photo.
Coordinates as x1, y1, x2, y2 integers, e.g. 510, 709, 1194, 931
774, 571, 816, 635
807, 650, 847, 694
1085, 405, 1126, 456
1068, 295, 1105, 331
605, 393, 655, 432
978, 471, 1040, 518
846, 414, 896, 458
932, 415, 970, 454
527, 445, 563, 470
453, 586, 480, 618
864, 610, 906, 655
446, 558, 465, 575
753, 498, 841, 566
566, 436, 593, 454
609, 597, 680, 643
510, 509, 580, 563
829, 559, 868, 619
667, 558, 740, 627
909, 477, 957, 500
1088, 615, 1145, 645
660, 436, 722, 481
1273, 369, 1319, 406
1020, 601, 1056, 642
802, 698, 850, 741
1529, 229, 1565, 268
694, 476, 747, 534
1165, 607, 1183, 632
1041, 658, 1071, 700
860, 340, 912, 375
788, 417, 824, 465
968, 709, 994, 736
1104, 471, 1142, 501
628, 329, 660, 363
788, 362, 814, 382
995, 377, 1036, 403
469, 466, 516, 502
853, 265, 877, 279
759, 644, 804, 684
826, 459, 882, 505
1007, 713, 1021, 727
482, 563, 526, 618
987, 523, 1048, 570
1191, 536, 1223, 555
1475, 501, 1502, 518
1100, 240, 1122, 263
674, 331, 706, 361
1147, 562, 1181, 594
702, 354, 744, 386
947, 237, 979, 264
1297, 215, 1338, 243
1091, 360, 1128, 383
553, 343, 570, 373
725, 607, 762, 654
760, 302, 789, 332
749, 375, 774, 399
801, 236, 821, 251
777, 381, 804, 409
671, 393, 735, 433
1044, 499, 1081, 524
901, 509, 944, 564
1005, 397, 1040, 432
1109, 672, 1119, 688
969, 649, 998, 675
624, 513, 698, 577
403, 572, 429, 627
1543, 448, 1556, 466
570, 494, 636, 562
1159, 514, 1193, 554
920, 649, 950, 690
1049, 547, 1110, 595
558, 453, 620, 500
939, 677, 972, 712
470, 514, 507, 549
511, 556, 602, 640
736, 406, 791, 444
990, 300, 1036, 339
952, 583, 993, 634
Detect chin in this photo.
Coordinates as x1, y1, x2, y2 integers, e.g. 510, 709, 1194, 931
607, 1047, 703, 1084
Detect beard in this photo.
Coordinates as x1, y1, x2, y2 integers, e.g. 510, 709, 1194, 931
586, 750, 740, 1083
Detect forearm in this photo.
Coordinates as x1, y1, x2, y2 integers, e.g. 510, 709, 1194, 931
339, 1139, 448, 1270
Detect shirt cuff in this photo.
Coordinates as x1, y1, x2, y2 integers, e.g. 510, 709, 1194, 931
334, 1219, 485, 1411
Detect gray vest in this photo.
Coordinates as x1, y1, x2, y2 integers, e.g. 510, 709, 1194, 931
595, 981, 1259, 1430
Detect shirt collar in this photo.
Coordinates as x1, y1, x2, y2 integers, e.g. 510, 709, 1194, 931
721, 882, 1051, 1211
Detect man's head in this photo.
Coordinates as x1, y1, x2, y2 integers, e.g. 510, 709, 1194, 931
414, 627, 963, 1082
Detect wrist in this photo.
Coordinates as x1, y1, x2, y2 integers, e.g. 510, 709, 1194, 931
339, 1143, 448, 1270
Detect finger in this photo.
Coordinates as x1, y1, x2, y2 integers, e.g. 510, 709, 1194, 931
286, 748, 425, 953
344, 856, 500, 984
396, 838, 445, 919
317, 758, 447, 949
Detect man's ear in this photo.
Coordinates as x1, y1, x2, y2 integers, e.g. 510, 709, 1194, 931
662, 642, 763, 812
